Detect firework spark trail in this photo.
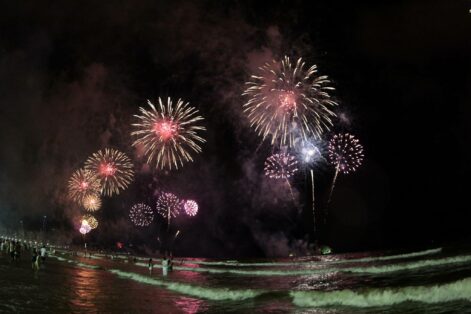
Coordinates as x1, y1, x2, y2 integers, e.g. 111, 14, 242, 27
326, 133, 364, 216
68, 169, 101, 202
156, 192, 181, 231
130, 203, 154, 227
326, 163, 340, 209
243, 56, 338, 147
310, 169, 316, 234
131, 98, 206, 170
284, 178, 296, 204
82, 194, 102, 212
85, 148, 134, 196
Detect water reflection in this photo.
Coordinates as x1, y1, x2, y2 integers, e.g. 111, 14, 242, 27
174, 296, 207, 314
70, 266, 102, 309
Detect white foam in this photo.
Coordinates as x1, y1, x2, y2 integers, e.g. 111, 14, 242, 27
341, 248, 442, 264
53, 251, 470, 279
291, 277, 471, 307
131, 253, 471, 277
183, 248, 442, 267
50, 255, 100, 270
135, 261, 326, 276
108, 269, 264, 301
348, 254, 471, 274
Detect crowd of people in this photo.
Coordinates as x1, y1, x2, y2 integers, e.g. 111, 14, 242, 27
0, 237, 50, 271
2, 236, 178, 278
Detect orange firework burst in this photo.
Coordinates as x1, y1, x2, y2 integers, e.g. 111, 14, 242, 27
82, 214, 98, 229
82, 194, 102, 212
131, 98, 206, 170
243, 56, 338, 147
68, 168, 101, 202
85, 148, 134, 196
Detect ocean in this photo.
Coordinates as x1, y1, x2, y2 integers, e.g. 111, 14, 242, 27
1, 247, 471, 313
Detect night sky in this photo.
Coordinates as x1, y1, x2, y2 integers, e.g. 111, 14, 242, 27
1, 1, 470, 257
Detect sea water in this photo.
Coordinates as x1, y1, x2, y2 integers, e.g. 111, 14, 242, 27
1, 247, 470, 313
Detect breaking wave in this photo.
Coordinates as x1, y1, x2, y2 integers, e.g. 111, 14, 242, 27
108, 269, 264, 301
50, 255, 101, 270
347, 254, 471, 274
135, 253, 471, 277
291, 277, 471, 307
181, 248, 442, 267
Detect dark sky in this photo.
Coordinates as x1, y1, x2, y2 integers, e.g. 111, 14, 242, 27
0, 0, 470, 257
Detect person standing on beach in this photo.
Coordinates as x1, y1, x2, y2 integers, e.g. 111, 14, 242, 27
168, 255, 173, 272
14, 241, 21, 261
148, 258, 153, 275
162, 256, 169, 276
31, 249, 39, 271
9, 241, 15, 263
40, 245, 47, 263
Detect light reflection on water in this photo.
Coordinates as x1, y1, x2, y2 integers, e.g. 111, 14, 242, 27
1, 248, 471, 313
174, 296, 207, 314
70, 267, 101, 309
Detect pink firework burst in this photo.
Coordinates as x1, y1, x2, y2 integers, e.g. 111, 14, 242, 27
85, 148, 134, 196
131, 98, 206, 170
154, 120, 178, 140
264, 152, 298, 179
79, 220, 91, 234
156, 192, 180, 219
328, 133, 364, 174
183, 200, 198, 216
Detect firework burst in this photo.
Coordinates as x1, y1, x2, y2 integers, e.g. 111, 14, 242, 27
183, 200, 198, 217
82, 214, 98, 229
68, 169, 101, 202
85, 148, 134, 196
264, 152, 299, 179
156, 192, 180, 219
328, 133, 364, 174
156, 192, 180, 230
82, 194, 102, 212
79, 224, 90, 235
326, 133, 364, 209
243, 56, 338, 147
129, 203, 154, 227
131, 98, 206, 170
